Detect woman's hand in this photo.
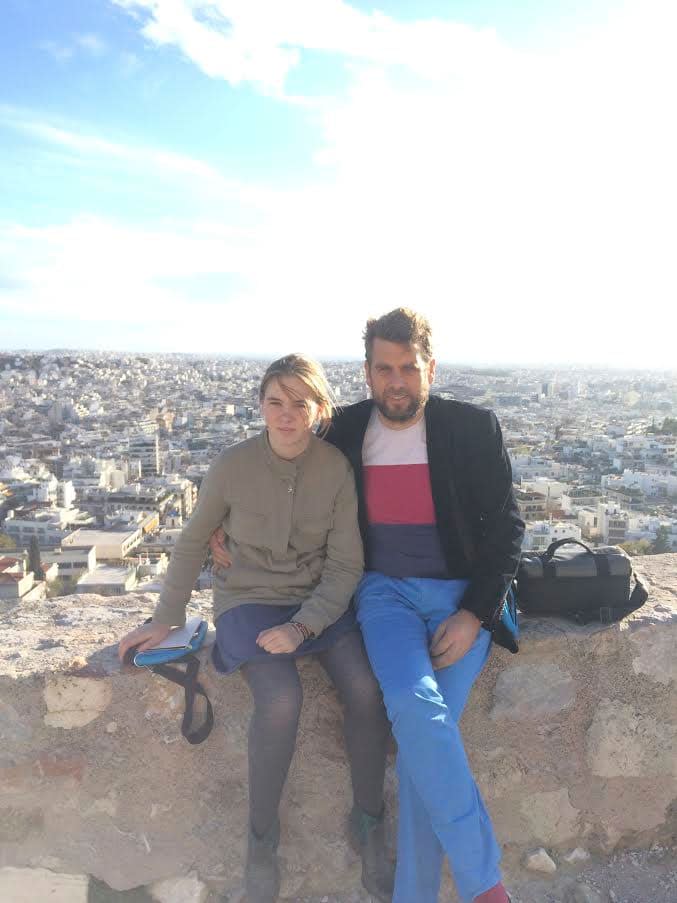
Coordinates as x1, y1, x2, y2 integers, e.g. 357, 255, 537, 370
118, 622, 172, 662
209, 526, 232, 572
256, 623, 304, 654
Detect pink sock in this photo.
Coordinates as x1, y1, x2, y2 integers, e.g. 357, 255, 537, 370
473, 881, 510, 903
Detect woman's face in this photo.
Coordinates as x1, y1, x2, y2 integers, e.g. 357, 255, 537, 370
261, 376, 319, 459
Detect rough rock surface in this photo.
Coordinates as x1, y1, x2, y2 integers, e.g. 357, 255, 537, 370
1, 555, 676, 901
524, 848, 558, 874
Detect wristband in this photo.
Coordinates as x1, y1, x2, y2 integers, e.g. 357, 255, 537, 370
290, 620, 315, 642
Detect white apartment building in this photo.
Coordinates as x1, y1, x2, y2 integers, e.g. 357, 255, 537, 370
62, 527, 142, 560
522, 521, 582, 552
578, 507, 601, 540
0, 556, 35, 599
29, 477, 76, 509
521, 478, 567, 511
57, 480, 76, 508
612, 435, 676, 467
578, 502, 628, 544
3, 508, 83, 548
510, 456, 557, 481
75, 565, 138, 596
128, 433, 160, 476
604, 469, 677, 499
40, 547, 97, 579
598, 505, 629, 545
514, 489, 547, 522
561, 487, 604, 513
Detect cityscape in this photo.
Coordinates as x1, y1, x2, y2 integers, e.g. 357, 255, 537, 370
1, 350, 676, 602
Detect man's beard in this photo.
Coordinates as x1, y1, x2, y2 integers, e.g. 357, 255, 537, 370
373, 388, 427, 423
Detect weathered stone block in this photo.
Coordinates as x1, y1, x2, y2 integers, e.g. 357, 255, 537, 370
0, 699, 31, 749
519, 788, 580, 846
490, 663, 575, 720
149, 870, 209, 903
0, 866, 89, 902
43, 676, 112, 728
631, 626, 677, 685
0, 806, 43, 842
586, 699, 677, 779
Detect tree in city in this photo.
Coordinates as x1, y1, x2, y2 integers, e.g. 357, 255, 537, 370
0, 532, 16, 551
659, 418, 677, 435
619, 539, 651, 556
650, 526, 671, 554
46, 577, 67, 599
28, 535, 44, 578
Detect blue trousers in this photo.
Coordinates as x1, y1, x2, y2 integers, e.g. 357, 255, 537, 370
355, 573, 501, 903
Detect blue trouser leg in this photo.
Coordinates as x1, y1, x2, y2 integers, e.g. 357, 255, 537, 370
395, 755, 444, 901
356, 573, 501, 903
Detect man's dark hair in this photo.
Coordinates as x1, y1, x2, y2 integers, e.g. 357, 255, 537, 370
363, 307, 433, 363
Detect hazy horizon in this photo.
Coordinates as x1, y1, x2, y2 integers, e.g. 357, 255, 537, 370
2, 345, 676, 377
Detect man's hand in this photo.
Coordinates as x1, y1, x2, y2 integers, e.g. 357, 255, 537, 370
256, 623, 304, 655
430, 609, 482, 670
209, 526, 232, 572
118, 622, 172, 662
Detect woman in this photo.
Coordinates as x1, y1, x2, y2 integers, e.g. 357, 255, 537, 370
118, 354, 393, 903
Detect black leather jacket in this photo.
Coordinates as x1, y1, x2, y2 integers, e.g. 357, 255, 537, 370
325, 395, 525, 632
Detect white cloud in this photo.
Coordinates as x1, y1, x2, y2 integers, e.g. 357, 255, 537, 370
113, 0, 504, 93
0, 105, 276, 209
75, 33, 108, 56
7, 2, 677, 366
0, 218, 253, 319
38, 40, 75, 63
39, 33, 107, 63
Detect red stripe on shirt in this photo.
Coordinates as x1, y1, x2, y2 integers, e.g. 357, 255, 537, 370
364, 463, 437, 525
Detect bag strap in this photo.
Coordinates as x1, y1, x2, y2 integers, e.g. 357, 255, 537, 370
140, 617, 213, 744
151, 655, 214, 745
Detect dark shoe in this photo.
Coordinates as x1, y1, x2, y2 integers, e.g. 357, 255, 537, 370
245, 819, 280, 903
472, 882, 511, 903
348, 805, 395, 903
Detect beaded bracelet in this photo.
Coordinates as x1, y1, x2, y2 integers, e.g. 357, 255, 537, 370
290, 620, 315, 642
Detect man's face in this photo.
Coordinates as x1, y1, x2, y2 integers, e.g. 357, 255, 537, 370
365, 338, 436, 426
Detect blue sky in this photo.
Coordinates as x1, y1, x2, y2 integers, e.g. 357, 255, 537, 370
1, 0, 675, 366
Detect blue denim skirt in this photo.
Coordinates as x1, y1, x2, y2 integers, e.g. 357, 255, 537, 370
211, 601, 359, 674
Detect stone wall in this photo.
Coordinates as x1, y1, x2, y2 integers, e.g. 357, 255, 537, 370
1, 555, 676, 901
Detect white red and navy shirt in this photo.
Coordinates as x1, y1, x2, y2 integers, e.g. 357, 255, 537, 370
362, 409, 448, 578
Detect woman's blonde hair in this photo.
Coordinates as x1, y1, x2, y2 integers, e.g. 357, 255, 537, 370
259, 353, 336, 436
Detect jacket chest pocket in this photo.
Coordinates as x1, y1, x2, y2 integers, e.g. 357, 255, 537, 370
292, 516, 332, 555
229, 506, 268, 548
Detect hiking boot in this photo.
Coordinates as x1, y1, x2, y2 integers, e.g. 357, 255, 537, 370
245, 819, 280, 903
348, 805, 395, 903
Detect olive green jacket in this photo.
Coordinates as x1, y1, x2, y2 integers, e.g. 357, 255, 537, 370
153, 431, 364, 636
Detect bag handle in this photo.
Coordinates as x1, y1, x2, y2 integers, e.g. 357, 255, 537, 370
541, 538, 594, 561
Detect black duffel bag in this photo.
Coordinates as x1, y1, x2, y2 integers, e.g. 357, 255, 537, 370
517, 538, 648, 624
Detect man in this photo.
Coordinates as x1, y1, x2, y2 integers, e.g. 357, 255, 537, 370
323, 308, 523, 903
212, 308, 523, 903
